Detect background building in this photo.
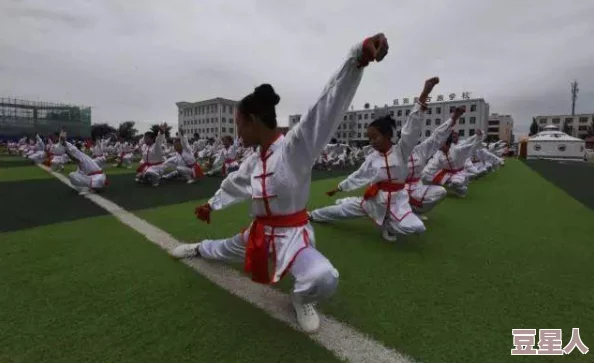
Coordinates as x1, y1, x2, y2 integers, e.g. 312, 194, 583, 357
533, 114, 592, 139
487, 113, 514, 144
0, 98, 91, 139
289, 93, 489, 145
176, 98, 238, 139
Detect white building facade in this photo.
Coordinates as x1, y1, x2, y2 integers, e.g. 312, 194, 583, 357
533, 114, 592, 140
289, 93, 489, 145
176, 98, 238, 139
488, 113, 514, 144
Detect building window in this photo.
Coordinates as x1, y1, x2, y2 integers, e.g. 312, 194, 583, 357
435, 119, 441, 126
578, 125, 588, 131
364, 123, 368, 128
396, 120, 402, 127
222, 127, 227, 132
470, 104, 477, 112
358, 114, 362, 120
470, 117, 476, 124
343, 115, 347, 121
459, 117, 466, 125
389, 111, 394, 116
488, 127, 498, 133
426, 119, 431, 126
565, 117, 574, 123
427, 108, 432, 115
579, 117, 588, 123
425, 130, 431, 137
450, 106, 455, 113
436, 107, 441, 114
358, 124, 361, 129
469, 129, 475, 136
357, 133, 361, 138
349, 114, 353, 120
551, 118, 560, 124
364, 114, 369, 119
459, 129, 465, 137
488, 120, 500, 126
405, 109, 410, 116
222, 117, 226, 123
229, 128, 234, 133
397, 110, 402, 117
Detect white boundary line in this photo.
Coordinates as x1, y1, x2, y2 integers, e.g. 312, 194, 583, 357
39, 164, 416, 363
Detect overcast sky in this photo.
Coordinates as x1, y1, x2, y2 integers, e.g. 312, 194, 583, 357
1, 0, 593, 136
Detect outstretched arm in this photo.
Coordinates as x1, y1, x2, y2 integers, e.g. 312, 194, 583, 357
283, 34, 389, 174
417, 106, 463, 161
329, 157, 375, 194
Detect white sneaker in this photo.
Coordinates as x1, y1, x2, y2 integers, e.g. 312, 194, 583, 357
186, 179, 196, 184
171, 243, 201, 259
291, 298, 320, 334
381, 229, 398, 242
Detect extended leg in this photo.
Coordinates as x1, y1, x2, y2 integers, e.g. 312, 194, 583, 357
309, 197, 366, 222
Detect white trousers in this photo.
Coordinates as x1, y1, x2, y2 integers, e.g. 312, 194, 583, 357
199, 233, 339, 304
93, 156, 106, 168
310, 196, 426, 236
164, 165, 194, 181
68, 171, 106, 191
408, 184, 448, 214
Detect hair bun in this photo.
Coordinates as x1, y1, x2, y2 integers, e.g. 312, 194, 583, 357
254, 84, 280, 106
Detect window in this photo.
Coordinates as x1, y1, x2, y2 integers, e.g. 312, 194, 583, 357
470, 117, 476, 124
552, 118, 560, 124
371, 113, 375, 118
357, 133, 361, 138
469, 129, 475, 136
389, 111, 394, 116
565, 117, 574, 123
488, 127, 499, 133
425, 130, 431, 137
343, 115, 347, 121
222, 127, 227, 132
229, 128, 233, 133
358, 124, 361, 129
435, 119, 441, 126
364, 113, 369, 119
364, 123, 368, 127
459, 129, 465, 137
405, 109, 410, 116
579, 125, 588, 131
397, 110, 402, 117
358, 114, 362, 120
488, 120, 500, 126
436, 107, 441, 114
222, 117, 226, 123
396, 120, 402, 127
470, 104, 477, 112
426, 119, 431, 126
579, 117, 588, 123
450, 106, 455, 113
342, 133, 346, 138
459, 117, 466, 125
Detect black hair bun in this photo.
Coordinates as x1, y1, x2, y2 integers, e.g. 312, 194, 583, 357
254, 84, 280, 106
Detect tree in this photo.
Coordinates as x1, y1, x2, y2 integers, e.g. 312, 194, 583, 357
529, 118, 539, 136
91, 123, 116, 140
150, 123, 172, 138
118, 121, 138, 141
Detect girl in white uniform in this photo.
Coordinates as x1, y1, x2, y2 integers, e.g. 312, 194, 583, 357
206, 136, 239, 176
135, 126, 166, 187
171, 34, 389, 333
163, 132, 204, 183
422, 130, 484, 197
28, 134, 47, 164
60, 133, 107, 194
309, 77, 440, 242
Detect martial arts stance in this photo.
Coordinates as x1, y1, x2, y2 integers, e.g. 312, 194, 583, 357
163, 131, 203, 184
28, 134, 47, 164
422, 129, 484, 197
406, 106, 464, 217
44, 132, 69, 172
309, 77, 439, 243
59, 132, 107, 194
171, 33, 389, 333
135, 125, 166, 187
206, 136, 238, 176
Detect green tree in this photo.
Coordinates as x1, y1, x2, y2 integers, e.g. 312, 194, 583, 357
150, 123, 172, 138
529, 118, 539, 136
118, 121, 138, 141
91, 123, 116, 140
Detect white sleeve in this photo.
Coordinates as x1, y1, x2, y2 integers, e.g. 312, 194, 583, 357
422, 151, 445, 182
208, 154, 255, 210
417, 117, 454, 161
337, 157, 375, 191
395, 103, 424, 160
282, 40, 366, 173
181, 135, 192, 153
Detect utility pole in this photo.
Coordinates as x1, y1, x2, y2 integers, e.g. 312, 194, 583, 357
571, 80, 579, 116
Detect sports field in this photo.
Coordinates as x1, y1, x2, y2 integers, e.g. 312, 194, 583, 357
1, 156, 593, 363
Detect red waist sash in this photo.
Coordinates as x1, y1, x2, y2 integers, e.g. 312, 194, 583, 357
363, 182, 405, 201
433, 168, 464, 184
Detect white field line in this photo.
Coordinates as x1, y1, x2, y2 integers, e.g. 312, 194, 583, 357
39, 164, 416, 363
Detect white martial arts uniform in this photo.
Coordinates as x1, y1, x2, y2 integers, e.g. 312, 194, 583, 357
196, 40, 368, 310
422, 134, 484, 197
91, 139, 107, 167
65, 142, 107, 193
163, 135, 203, 182
136, 132, 166, 185
207, 145, 239, 176
46, 141, 68, 171
405, 116, 455, 214
310, 102, 426, 239
28, 135, 47, 164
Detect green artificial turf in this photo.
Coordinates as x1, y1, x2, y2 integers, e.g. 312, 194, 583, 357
0, 216, 340, 363
136, 160, 594, 363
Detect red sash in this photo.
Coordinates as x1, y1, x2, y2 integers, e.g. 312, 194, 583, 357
42, 152, 53, 167
433, 168, 463, 185
136, 161, 163, 173
245, 210, 309, 284
190, 163, 204, 178
87, 170, 109, 186
363, 182, 405, 201
222, 158, 237, 176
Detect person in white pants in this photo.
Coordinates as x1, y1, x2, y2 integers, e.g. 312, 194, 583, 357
28, 134, 47, 164
309, 77, 440, 242
405, 107, 464, 218
59, 133, 107, 194
163, 132, 203, 183
135, 126, 166, 187
422, 130, 485, 197
171, 34, 389, 333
